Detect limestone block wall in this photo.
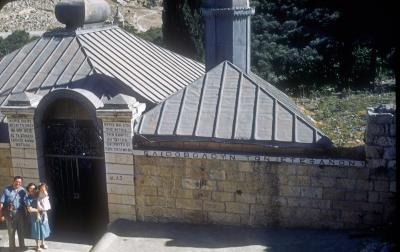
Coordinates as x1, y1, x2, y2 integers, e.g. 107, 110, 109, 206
365, 105, 396, 176
364, 104, 396, 223
133, 156, 395, 229
2, 111, 41, 186
0, 143, 12, 189
105, 152, 136, 222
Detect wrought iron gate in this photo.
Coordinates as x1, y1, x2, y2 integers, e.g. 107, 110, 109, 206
44, 119, 107, 231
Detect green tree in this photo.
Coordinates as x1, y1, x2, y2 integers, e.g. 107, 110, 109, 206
0, 30, 34, 59
251, 0, 337, 89
161, 0, 397, 90
162, 0, 204, 60
312, 0, 398, 88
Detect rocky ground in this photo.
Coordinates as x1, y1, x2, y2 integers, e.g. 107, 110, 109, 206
0, 0, 162, 33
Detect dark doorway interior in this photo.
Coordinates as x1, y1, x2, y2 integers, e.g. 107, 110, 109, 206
42, 99, 108, 241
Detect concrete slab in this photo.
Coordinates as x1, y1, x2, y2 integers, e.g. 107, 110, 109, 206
0, 227, 92, 252
93, 220, 373, 252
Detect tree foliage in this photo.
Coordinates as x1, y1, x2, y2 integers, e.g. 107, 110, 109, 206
162, 0, 204, 60
0, 30, 34, 59
162, 0, 398, 90
248, 0, 397, 89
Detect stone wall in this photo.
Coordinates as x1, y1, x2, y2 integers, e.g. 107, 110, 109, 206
0, 104, 395, 229
364, 104, 396, 224
0, 143, 13, 189
130, 104, 396, 229
133, 155, 394, 229
365, 105, 396, 176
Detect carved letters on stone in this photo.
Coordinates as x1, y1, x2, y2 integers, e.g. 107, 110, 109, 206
103, 122, 132, 153
133, 149, 366, 167
8, 118, 36, 148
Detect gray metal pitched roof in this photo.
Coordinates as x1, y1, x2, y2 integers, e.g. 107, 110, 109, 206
0, 26, 205, 124
136, 61, 332, 147
77, 27, 204, 103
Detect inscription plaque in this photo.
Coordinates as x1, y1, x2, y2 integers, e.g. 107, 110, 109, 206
8, 118, 36, 148
106, 174, 134, 185
103, 122, 132, 153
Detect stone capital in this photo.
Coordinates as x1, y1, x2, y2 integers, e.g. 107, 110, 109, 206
97, 94, 145, 122
0, 92, 43, 117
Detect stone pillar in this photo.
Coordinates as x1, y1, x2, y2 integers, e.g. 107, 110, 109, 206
365, 104, 396, 173
0, 143, 13, 188
97, 94, 145, 222
364, 104, 396, 222
0, 92, 43, 186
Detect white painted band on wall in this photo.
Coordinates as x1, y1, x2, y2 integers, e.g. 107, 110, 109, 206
132, 149, 366, 167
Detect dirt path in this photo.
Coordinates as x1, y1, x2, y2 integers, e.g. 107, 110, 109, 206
0, 0, 162, 32
133, 7, 162, 32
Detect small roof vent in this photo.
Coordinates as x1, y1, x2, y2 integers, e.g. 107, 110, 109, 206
55, 0, 111, 29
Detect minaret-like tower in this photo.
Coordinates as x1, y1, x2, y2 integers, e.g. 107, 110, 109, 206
55, 0, 111, 29
202, 0, 254, 73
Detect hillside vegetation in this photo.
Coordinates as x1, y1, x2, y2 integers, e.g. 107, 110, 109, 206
0, 30, 395, 149
162, 0, 398, 89
295, 90, 395, 147
0, 0, 162, 33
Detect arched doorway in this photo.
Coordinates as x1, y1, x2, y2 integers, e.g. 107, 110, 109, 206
39, 95, 108, 237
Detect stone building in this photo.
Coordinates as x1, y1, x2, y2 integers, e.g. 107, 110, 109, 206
0, 0, 396, 232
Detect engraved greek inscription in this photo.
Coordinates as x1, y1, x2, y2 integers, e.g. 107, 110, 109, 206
103, 122, 132, 153
8, 118, 36, 148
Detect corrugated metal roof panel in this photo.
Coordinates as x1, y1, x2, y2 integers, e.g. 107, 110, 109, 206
235, 75, 256, 140
175, 77, 203, 136
136, 61, 332, 147
158, 91, 184, 135
0, 49, 20, 75
254, 91, 274, 140
214, 65, 239, 139
77, 27, 205, 103
0, 25, 205, 128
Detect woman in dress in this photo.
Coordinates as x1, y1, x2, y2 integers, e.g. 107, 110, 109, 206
25, 183, 51, 251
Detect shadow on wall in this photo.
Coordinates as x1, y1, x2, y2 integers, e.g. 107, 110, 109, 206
107, 219, 368, 252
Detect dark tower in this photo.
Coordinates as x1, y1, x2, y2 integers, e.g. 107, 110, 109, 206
202, 0, 254, 73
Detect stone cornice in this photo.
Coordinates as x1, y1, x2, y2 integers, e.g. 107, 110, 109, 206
202, 7, 254, 17
0, 106, 36, 117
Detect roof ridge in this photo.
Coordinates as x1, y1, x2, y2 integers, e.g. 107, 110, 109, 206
136, 60, 332, 147
75, 32, 97, 74
75, 26, 204, 104
75, 25, 118, 35
224, 61, 325, 136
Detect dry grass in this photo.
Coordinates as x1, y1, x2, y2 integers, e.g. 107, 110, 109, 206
295, 91, 395, 147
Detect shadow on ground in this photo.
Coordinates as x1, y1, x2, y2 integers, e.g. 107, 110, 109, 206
45, 229, 98, 245
0, 222, 94, 252
107, 219, 370, 252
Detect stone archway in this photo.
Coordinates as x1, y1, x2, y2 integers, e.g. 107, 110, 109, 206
34, 89, 108, 235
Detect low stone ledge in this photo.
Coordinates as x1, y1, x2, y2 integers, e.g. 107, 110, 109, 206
364, 146, 384, 159
383, 147, 396, 160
